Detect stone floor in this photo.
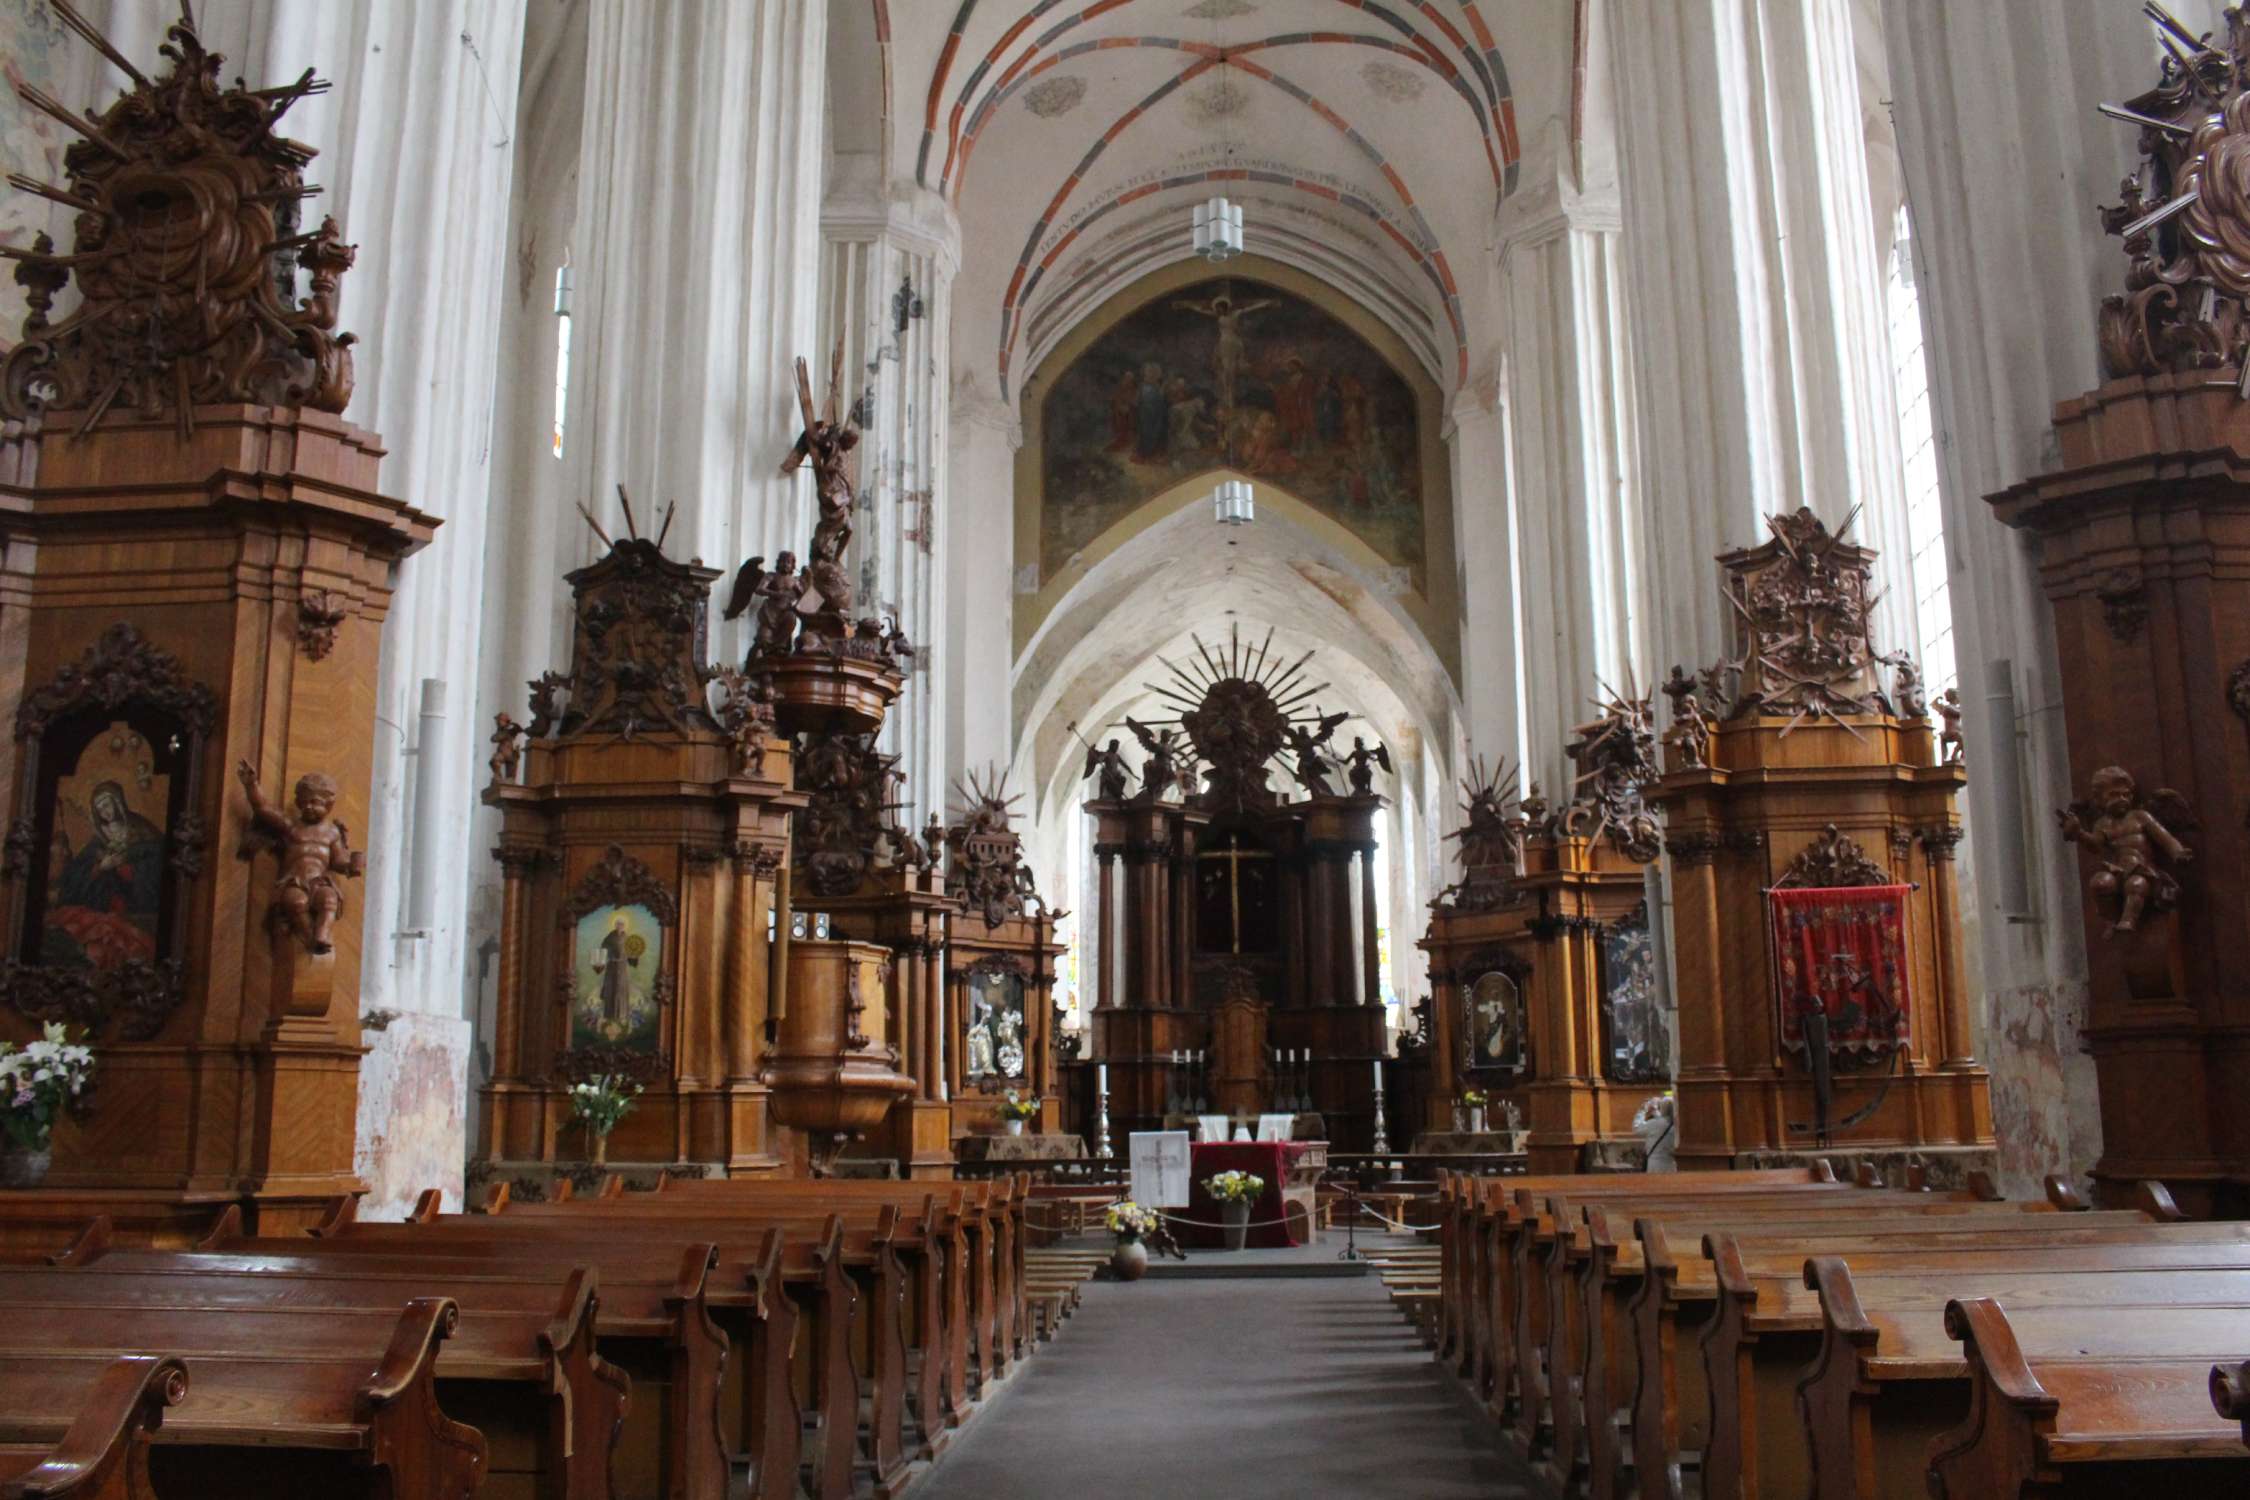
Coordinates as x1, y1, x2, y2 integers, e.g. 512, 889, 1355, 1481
913, 1231, 1540, 1499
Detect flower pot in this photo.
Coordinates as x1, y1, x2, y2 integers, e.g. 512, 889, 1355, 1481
0, 1141, 52, 1190
1111, 1236, 1148, 1281
1004, 1119, 1025, 1137
1221, 1197, 1250, 1252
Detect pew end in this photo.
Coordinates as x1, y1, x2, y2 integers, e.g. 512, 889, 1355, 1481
2042, 1174, 2089, 1211
2138, 1179, 2187, 1222
49, 1218, 112, 1269
406, 1189, 442, 1225
480, 1181, 510, 1215
0, 1353, 186, 1500
2213, 1359, 2250, 1449
306, 1194, 359, 1239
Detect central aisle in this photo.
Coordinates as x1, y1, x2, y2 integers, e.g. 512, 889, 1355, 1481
914, 1247, 1540, 1499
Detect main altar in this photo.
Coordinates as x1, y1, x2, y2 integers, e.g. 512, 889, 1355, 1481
1084, 630, 1392, 1148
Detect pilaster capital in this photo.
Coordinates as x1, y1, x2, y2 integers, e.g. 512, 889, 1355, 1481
1493, 155, 1623, 254
823, 158, 963, 277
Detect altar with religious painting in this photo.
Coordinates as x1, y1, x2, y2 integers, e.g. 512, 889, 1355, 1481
1084, 630, 1392, 1149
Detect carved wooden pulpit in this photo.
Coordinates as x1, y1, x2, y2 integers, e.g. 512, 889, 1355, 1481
0, 13, 433, 1233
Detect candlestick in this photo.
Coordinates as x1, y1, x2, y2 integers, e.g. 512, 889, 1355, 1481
1371, 1057, 1382, 1092
1097, 1062, 1108, 1092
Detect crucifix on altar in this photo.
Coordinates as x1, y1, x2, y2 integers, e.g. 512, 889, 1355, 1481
1081, 628, 1391, 1147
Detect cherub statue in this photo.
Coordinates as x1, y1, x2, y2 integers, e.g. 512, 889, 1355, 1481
1082, 737, 1132, 801
2057, 764, 2193, 937
237, 760, 366, 956
488, 712, 525, 785
879, 615, 915, 665
1935, 687, 1964, 765
721, 551, 808, 661
1665, 691, 1713, 769
1344, 736, 1392, 796
713, 670, 775, 777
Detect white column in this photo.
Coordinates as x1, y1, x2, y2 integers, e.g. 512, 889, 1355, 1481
559, 0, 828, 636
947, 379, 1019, 783
1445, 374, 1531, 780
1496, 164, 1647, 762
1879, 0, 2157, 1197
1610, 0, 1918, 665
821, 160, 959, 825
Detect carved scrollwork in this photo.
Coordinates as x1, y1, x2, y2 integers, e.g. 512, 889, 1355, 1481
17, 625, 217, 742
1664, 832, 1724, 867
1917, 825, 1967, 861
1776, 825, 1893, 889
0, 956, 185, 1042
552, 1046, 672, 1089
296, 591, 350, 661
0, 11, 357, 431
0, 819, 33, 879
562, 846, 678, 925
2095, 569, 2149, 643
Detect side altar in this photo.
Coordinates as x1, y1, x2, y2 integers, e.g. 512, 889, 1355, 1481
0, 14, 433, 1234
1651, 509, 1992, 1178
1417, 691, 1671, 1173
1084, 630, 1391, 1149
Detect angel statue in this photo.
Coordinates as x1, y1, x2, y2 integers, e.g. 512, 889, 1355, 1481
1082, 737, 1132, 801
2057, 765, 2193, 938
1125, 717, 1184, 801
1344, 736, 1392, 796
1285, 723, 1338, 796
721, 551, 808, 662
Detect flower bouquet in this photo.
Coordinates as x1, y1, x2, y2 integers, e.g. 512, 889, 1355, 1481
1204, 1169, 1265, 1251
568, 1074, 640, 1165
1105, 1200, 1161, 1280
1458, 1086, 1489, 1133
996, 1089, 1039, 1135
0, 1022, 95, 1188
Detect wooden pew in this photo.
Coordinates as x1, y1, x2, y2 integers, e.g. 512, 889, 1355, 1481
109, 1225, 726, 1500
2216, 1357, 2250, 1450
1798, 1257, 2250, 1500
631, 1177, 986, 1419
486, 1194, 939, 1492
0, 1292, 483, 1497
316, 1213, 812, 1500
0, 1354, 185, 1500
1618, 1201, 2205, 1500
1442, 1166, 1843, 1419
0, 1257, 618, 1500
654, 1174, 1026, 1384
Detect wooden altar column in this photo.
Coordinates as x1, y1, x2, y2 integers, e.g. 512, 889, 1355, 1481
1361, 846, 1382, 1012
1662, 831, 1733, 1162
1094, 843, 1118, 1011
1986, 370, 2250, 1212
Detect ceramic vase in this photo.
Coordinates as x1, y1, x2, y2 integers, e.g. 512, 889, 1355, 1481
0, 1141, 52, 1189
1005, 1119, 1026, 1137
1466, 1106, 1486, 1134
1111, 1235, 1148, 1281
1222, 1197, 1250, 1252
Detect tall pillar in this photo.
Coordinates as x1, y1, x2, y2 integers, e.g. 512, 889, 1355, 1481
1878, 0, 2156, 1198
1360, 847, 1382, 1010
1445, 377, 1530, 774
1609, 0, 1919, 665
820, 163, 959, 824
1094, 846, 1118, 1011
946, 384, 1019, 781
556, 0, 827, 624
1496, 162, 1648, 764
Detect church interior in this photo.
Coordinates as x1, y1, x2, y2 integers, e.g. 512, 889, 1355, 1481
3, 0, 2250, 1496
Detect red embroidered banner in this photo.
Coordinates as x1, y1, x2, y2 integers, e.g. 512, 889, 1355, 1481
1768, 885, 1913, 1055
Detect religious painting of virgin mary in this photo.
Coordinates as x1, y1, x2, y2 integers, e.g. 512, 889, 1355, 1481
39, 724, 168, 973
571, 902, 663, 1050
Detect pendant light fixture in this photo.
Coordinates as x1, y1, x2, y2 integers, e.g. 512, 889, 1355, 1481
1191, 35, 1245, 261
1212, 477, 1254, 526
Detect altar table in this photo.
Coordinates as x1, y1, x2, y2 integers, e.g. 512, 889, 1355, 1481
1180, 1141, 1314, 1249
955, 1132, 1086, 1163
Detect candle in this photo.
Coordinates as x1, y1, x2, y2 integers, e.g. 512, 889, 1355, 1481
1097, 1063, 1108, 1093
1371, 1058, 1383, 1093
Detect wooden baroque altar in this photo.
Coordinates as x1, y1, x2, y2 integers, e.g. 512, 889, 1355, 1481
1085, 632, 1391, 1149
0, 14, 433, 1232
1651, 510, 1992, 1173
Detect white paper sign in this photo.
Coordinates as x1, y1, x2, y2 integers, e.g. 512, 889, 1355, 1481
1196, 1114, 1230, 1144
1129, 1130, 1192, 1207
1255, 1113, 1295, 1143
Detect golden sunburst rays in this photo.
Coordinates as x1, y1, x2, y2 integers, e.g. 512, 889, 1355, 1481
1118, 621, 1353, 762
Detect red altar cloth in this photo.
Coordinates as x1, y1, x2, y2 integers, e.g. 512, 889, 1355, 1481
1180, 1142, 1311, 1248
